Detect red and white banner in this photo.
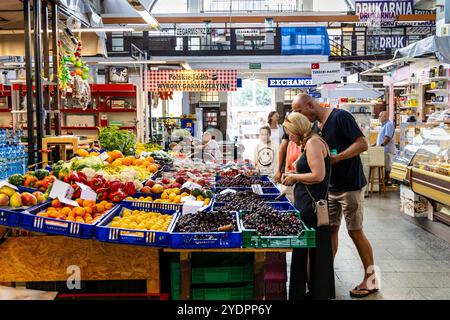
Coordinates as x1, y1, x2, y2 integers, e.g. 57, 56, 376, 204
146, 69, 237, 92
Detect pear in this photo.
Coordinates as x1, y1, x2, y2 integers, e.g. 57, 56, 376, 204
0, 186, 16, 197
9, 192, 22, 208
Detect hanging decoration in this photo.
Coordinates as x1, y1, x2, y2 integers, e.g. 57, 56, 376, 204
58, 37, 91, 108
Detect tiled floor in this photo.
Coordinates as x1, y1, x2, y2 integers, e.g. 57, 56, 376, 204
287, 192, 450, 300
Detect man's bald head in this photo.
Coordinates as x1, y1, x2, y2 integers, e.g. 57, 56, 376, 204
291, 93, 319, 123
379, 111, 389, 123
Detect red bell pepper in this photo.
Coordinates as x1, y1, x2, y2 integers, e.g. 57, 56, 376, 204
77, 171, 88, 185
90, 175, 106, 191
71, 183, 81, 199
64, 172, 80, 185
109, 189, 126, 203
96, 188, 109, 201
123, 181, 136, 196
108, 180, 123, 193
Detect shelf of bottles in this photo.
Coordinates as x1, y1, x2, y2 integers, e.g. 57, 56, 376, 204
0, 128, 27, 180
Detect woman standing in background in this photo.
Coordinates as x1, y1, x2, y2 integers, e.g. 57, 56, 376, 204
267, 111, 284, 144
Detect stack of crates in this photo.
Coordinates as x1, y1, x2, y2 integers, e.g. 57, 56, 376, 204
264, 253, 287, 300
171, 253, 254, 300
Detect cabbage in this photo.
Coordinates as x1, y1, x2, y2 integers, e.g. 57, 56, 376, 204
71, 156, 104, 171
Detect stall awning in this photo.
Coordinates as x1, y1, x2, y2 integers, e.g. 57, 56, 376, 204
394, 36, 450, 63
321, 83, 383, 99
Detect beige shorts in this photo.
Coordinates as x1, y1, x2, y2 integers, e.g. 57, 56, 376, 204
328, 189, 364, 231
385, 152, 395, 172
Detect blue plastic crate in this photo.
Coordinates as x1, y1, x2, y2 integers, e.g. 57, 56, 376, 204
95, 203, 178, 247
169, 212, 242, 249
20, 201, 115, 239
214, 193, 289, 204
213, 201, 295, 212
122, 193, 215, 212
0, 186, 50, 228
214, 187, 281, 195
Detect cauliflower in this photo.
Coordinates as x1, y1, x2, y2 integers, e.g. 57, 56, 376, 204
134, 180, 144, 191
81, 168, 96, 181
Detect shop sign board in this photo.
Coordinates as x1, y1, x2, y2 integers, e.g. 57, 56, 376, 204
268, 77, 313, 88
375, 35, 407, 49
147, 70, 237, 92
249, 63, 262, 70
355, 0, 414, 26
311, 63, 343, 85
235, 29, 261, 36
175, 27, 211, 36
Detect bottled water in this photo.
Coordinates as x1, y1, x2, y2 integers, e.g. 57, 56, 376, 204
0, 129, 27, 179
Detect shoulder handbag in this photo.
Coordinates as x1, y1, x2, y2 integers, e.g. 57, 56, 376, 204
304, 138, 331, 227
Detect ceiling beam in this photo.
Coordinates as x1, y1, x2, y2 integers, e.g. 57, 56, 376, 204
102, 13, 436, 24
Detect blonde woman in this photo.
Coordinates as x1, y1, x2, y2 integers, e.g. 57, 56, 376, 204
282, 112, 335, 300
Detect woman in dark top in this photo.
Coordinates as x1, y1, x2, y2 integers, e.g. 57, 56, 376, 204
282, 112, 335, 300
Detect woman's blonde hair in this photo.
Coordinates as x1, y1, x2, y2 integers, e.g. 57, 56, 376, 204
283, 112, 313, 147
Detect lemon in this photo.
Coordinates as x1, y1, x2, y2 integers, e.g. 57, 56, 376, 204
161, 192, 169, 200
173, 188, 181, 195
169, 192, 177, 201
111, 221, 120, 228
174, 195, 182, 203
130, 222, 138, 229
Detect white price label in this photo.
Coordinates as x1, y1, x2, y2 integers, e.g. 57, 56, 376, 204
186, 172, 197, 180
99, 152, 109, 161
219, 189, 237, 195
251, 184, 263, 195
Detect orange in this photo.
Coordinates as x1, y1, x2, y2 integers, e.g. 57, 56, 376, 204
75, 207, 85, 217
147, 164, 158, 174
82, 200, 93, 207
95, 204, 105, 213
110, 150, 124, 160
60, 207, 71, 216
146, 156, 155, 164
112, 159, 122, 167
68, 211, 76, 218
84, 207, 93, 214
106, 157, 113, 163
122, 157, 133, 166
105, 203, 114, 210
100, 200, 109, 206
48, 211, 59, 218
51, 199, 63, 208
76, 199, 84, 206
66, 216, 75, 222
76, 149, 89, 157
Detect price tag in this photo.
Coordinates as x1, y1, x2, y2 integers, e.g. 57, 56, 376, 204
219, 189, 237, 195
181, 181, 202, 190
99, 152, 109, 161
251, 184, 263, 195
186, 172, 197, 180
0, 181, 18, 190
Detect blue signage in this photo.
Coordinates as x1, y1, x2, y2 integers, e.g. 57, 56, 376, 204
268, 78, 313, 88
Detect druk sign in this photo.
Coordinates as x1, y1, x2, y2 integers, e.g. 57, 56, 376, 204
355, 0, 414, 26
268, 78, 313, 88
376, 35, 407, 49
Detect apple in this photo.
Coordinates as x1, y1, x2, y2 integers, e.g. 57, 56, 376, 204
175, 176, 186, 185
161, 177, 171, 185
145, 180, 155, 188
196, 179, 206, 187
32, 191, 46, 203
0, 194, 9, 206
21, 192, 37, 206
172, 183, 181, 189
141, 186, 152, 194
163, 185, 169, 190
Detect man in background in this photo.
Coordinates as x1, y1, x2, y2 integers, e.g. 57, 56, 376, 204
375, 111, 397, 185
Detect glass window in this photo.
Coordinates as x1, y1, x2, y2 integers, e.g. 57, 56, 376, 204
111, 34, 124, 52
284, 89, 304, 102
200, 92, 220, 102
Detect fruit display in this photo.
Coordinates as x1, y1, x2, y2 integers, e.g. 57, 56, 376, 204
36, 199, 114, 224
242, 207, 303, 236
0, 186, 47, 208
136, 142, 163, 154
174, 210, 237, 233
9, 171, 56, 192
215, 190, 273, 211
216, 176, 274, 188
108, 208, 174, 231
98, 125, 136, 156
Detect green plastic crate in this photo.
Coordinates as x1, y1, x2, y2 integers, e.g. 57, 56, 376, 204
192, 264, 253, 285
192, 285, 254, 300
170, 261, 180, 300
239, 211, 316, 248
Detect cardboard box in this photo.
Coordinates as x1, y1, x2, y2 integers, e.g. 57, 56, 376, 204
401, 196, 433, 218
400, 185, 420, 202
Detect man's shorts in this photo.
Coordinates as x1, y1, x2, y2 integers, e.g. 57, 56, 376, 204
385, 152, 395, 173
328, 189, 364, 231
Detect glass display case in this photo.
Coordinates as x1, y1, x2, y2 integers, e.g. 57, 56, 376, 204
411, 126, 450, 177
410, 124, 450, 208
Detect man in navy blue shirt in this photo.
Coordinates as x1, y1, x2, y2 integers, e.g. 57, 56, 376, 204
292, 94, 378, 298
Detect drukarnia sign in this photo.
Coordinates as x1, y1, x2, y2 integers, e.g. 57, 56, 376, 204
355, 0, 414, 26
147, 70, 237, 92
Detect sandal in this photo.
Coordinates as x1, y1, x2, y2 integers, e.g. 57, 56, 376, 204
349, 286, 379, 298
